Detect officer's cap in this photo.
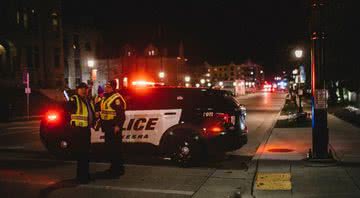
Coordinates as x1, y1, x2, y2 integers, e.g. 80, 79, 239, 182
105, 80, 117, 90
76, 82, 88, 89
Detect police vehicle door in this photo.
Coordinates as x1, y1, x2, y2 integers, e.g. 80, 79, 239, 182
122, 109, 181, 145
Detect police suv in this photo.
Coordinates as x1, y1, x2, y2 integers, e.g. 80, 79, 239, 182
40, 87, 248, 166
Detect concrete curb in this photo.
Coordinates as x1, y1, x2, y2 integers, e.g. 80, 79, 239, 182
250, 97, 287, 196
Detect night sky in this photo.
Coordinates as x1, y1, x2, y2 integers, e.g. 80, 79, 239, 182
62, 0, 358, 80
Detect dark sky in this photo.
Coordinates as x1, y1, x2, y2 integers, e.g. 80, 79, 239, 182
62, 0, 356, 79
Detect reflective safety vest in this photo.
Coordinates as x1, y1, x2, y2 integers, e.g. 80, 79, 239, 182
70, 95, 94, 127
94, 95, 103, 104
100, 93, 126, 120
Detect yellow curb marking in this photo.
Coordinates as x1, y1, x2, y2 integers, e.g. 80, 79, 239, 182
255, 173, 292, 190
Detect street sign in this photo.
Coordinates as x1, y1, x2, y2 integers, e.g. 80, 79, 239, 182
314, 89, 327, 109
299, 65, 306, 83
25, 88, 31, 94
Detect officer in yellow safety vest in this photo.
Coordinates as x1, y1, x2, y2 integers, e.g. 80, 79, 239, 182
96, 80, 126, 178
67, 82, 95, 184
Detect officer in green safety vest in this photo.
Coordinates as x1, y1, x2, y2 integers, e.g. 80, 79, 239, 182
67, 82, 95, 184
96, 80, 126, 178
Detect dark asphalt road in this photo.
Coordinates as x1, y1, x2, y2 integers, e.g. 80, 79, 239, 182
0, 92, 286, 198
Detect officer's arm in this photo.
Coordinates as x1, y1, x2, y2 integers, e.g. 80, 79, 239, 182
111, 97, 126, 127
94, 99, 101, 112
65, 96, 77, 114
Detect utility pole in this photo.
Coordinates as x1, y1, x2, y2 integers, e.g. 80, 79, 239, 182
310, 0, 330, 159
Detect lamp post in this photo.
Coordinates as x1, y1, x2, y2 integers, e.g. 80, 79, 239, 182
310, 0, 330, 159
87, 59, 95, 96
159, 71, 165, 83
294, 49, 304, 113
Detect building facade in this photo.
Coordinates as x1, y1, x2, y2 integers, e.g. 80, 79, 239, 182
118, 43, 188, 86
63, 25, 101, 89
0, 0, 64, 88
207, 61, 265, 88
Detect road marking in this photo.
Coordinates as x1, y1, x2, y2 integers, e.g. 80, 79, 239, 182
0, 130, 39, 136
0, 146, 25, 150
255, 172, 292, 190
83, 185, 195, 195
6, 126, 39, 130
0, 178, 194, 196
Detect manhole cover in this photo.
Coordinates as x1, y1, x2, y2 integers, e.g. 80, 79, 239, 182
268, 148, 294, 153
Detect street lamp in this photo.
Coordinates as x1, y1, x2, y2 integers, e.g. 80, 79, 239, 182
87, 59, 95, 68
184, 76, 191, 83
294, 49, 303, 58
200, 79, 205, 84
159, 71, 165, 79
87, 59, 95, 96
294, 49, 304, 113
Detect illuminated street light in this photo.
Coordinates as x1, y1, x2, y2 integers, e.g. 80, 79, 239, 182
200, 79, 205, 84
294, 49, 303, 58
205, 73, 211, 77
260, 70, 263, 74
207, 83, 211, 87
250, 71, 254, 75
195, 83, 200, 88
219, 81, 223, 86
293, 69, 298, 75
159, 71, 165, 79
87, 59, 95, 68
184, 76, 191, 82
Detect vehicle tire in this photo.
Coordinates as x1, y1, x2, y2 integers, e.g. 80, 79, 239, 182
171, 137, 202, 167
46, 138, 73, 159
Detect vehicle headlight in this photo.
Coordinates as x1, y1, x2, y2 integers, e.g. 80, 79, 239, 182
240, 121, 246, 131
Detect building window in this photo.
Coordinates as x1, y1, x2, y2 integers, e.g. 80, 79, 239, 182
34, 47, 39, 68
75, 78, 81, 85
73, 34, 80, 58
85, 42, 91, 51
74, 59, 81, 78
26, 47, 33, 68
30, 11, 39, 33
23, 12, 28, 29
54, 48, 60, 68
16, 11, 20, 24
51, 12, 59, 32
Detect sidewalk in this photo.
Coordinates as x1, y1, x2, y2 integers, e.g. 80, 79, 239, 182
252, 113, 360, 197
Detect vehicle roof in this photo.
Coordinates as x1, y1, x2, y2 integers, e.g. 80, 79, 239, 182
123, 87, 233, 96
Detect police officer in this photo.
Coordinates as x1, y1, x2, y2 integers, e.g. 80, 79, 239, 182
97, 80, 126, 178
67, 82, 95, 184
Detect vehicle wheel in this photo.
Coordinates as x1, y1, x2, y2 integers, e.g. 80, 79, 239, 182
172, 137, 201, 167
47, 139, 73, 159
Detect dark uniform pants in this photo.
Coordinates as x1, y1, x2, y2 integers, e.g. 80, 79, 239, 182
102, 122, 124, 174
71, 127, 91, 181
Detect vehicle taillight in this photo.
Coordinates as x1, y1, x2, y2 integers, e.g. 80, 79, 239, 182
202, 126, 224, 137
215, 113, 231, 124
45, 111, 59, 123
48, 114, 57, 121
